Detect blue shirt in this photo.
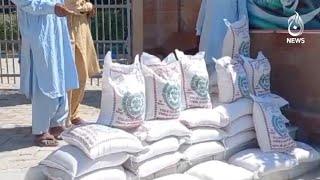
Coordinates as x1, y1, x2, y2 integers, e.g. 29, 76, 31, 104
12, 0, 79, 99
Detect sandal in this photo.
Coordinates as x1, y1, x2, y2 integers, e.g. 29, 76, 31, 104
49, 126, 65, 140
35, 133, 59, 147
71, 117, 87, 126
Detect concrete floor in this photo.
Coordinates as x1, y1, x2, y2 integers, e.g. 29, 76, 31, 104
0, 84, 101, 179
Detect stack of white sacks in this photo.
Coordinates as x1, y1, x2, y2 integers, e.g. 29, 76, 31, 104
168, 16, 319, 180
121, 52, 190, 179
208, 16, 290, 161
37, 48, 258, 180
173, 50, 228, 171
124, 49, 259, 178
173, 49, 255, 171
38, 16, 320, 180
39, 123, 146, 180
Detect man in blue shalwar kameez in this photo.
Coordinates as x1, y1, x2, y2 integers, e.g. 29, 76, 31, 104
12, 0, 79, 146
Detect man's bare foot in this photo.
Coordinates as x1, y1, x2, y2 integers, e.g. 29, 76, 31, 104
49, 126, 65, 140
35, 133, 58, 147
71, 117, 87, 126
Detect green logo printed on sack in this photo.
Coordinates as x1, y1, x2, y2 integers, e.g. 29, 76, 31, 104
272, 115, 287, 137
122, 92, 144, 119
191, 75, 209, 98
238, 76, 249, 96
259, 74, 270, 90
162, 83, 181, 110
239, 41, 250, 57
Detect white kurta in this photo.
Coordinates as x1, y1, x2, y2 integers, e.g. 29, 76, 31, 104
196, 0, 248, 61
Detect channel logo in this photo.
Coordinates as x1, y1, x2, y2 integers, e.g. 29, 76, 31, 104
287, 12, 305, 44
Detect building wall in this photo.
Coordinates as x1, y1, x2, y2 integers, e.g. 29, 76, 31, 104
250, 30, 320, 143
143, 0, 201, 57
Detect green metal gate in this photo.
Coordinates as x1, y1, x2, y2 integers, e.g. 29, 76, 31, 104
0, 0, 132, 86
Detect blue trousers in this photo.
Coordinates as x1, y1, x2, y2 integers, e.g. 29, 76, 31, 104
26, 49, 69, 135
31, 70, 69, 135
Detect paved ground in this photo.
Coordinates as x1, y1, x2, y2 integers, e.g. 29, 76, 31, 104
0, 82, 319, 179
0, 82, 101, 179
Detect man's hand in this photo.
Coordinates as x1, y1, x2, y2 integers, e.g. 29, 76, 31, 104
87, 5, 96, 18
55, 4, 73, 17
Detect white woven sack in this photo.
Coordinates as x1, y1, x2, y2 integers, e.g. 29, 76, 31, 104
186, 160, 254, 180
241, 51, 271, 96
179, 108, 229, 128
130, 137, 182, 163
258, 93, 289, 108
289, 141, 320, 163
141, 52, 182, 120
223, 115, 254, 137
79, 166, 126, 180
61, 124, 145, 159
213, 98, 253, 123
40, 145, 129, 179
224, 130, 256, 150
133, 120, 191, 142
252, 96, 296, 152
252, 95, 289, 123
215, 56, 250, 103
228, 148, 298, 178
124, 161, 180, 180
98, 51, 145, 129
124, 152, 183, 178
154, 174, 200, 180
42, 166, 127, 180
222, 16, 250, 60
181, 141, 225, 162
185, 128, 226, 144
174, 49, 212, 109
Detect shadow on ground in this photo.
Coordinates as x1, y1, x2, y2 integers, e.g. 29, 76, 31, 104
82, 90, 101, 109
0, 126, 34, 152
0, 90, 30, 107
0, 89, 101, 108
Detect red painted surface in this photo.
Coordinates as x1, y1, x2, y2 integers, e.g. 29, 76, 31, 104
143, 0, 200, 56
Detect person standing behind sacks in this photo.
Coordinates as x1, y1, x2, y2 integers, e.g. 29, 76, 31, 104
196, 0, 248, 84
12, 0, 79, 146
65, 0, 101, 125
